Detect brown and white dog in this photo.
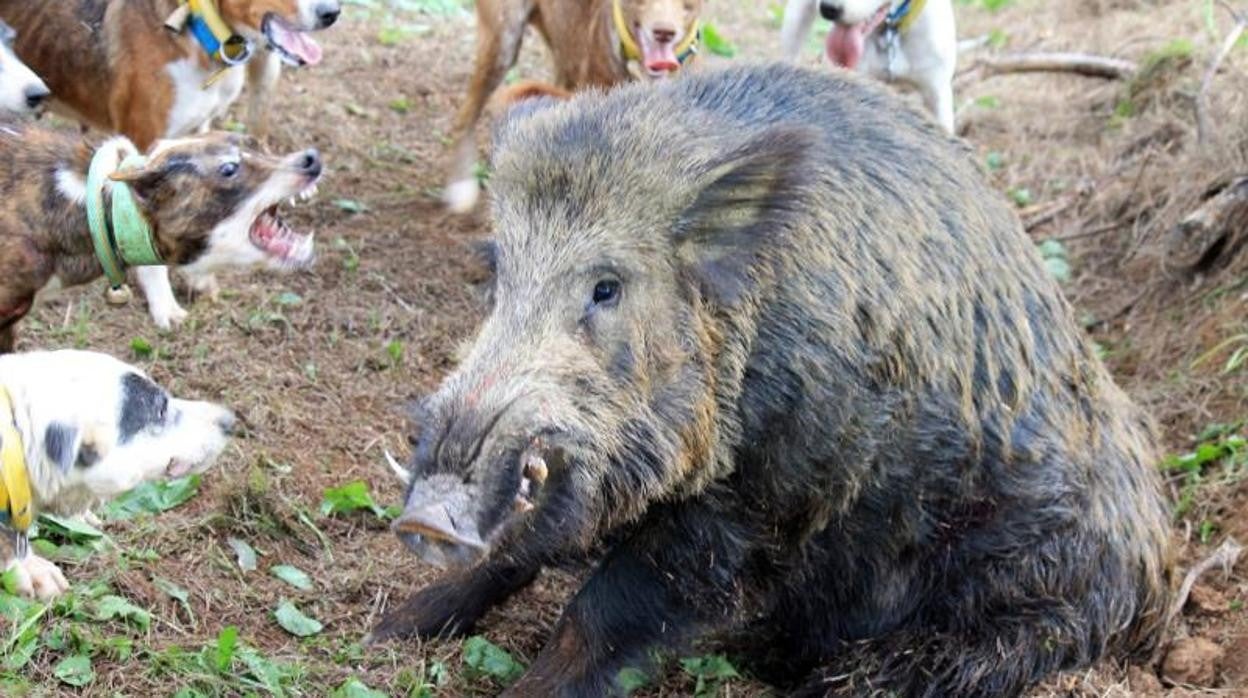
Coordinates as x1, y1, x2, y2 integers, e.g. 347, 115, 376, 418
1, 350, 233, 599
0, 127, 321, 351
0, 0, 340, 147
0, 20, 48, 115
442, 0, 704, 213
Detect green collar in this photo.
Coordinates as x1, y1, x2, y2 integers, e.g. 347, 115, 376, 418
85, 143, 163, 290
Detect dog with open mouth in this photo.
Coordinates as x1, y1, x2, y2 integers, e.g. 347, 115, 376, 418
0, 0, 340, 147
441, 0, 705, 214
0, 20, 49, 115
780, 0, 957, 133
0, 128, 321, 352
0, 350, 234, 599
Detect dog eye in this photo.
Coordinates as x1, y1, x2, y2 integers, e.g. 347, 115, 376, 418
218, 161, 240, 178
591, 279, 621, 307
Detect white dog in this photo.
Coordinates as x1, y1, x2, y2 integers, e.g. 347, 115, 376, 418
1, 350, 234, 599
781, 0, 957, 132
0, 20, 48, 115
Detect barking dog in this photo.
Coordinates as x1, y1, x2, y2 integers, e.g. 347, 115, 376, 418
0, 128, 321, 351
0, 350, 233, 599
781, 0, 957, 132
443, 0, 705, 214
0, 20, 48, 115
0, 0, 340, 147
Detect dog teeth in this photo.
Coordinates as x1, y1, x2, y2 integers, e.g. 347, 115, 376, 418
289, 197, 297, 207
514, 494, 534, 513
519, 476, 532, 498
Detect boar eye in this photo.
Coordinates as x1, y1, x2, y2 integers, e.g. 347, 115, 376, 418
591, 279, 621, 307
218, 161, 239, 178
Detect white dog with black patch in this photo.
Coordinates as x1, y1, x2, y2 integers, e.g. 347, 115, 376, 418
780, 0, 957, 133
1, 350, 233, 599
0, 19, 48, 114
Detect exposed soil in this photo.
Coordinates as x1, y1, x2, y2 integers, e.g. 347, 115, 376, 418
5, 0, 1247, 695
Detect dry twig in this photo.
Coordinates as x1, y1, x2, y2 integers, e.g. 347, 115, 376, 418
1167, 537, 1244, 627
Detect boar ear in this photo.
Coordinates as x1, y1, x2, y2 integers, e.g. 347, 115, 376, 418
674, 125, 818, 306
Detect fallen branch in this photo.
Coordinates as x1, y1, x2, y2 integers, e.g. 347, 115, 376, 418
1166, 176, 1248, 274
1196, 2, 1248, 145
978, 52, 1138, 80
1166, 538, 1244, 628
1022, 196, 1079, 231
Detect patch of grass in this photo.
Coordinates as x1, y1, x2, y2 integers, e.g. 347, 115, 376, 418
701, 22, 737, 58
462, 635, 526, 686
1036, 239, 1072, 284
104, 476, 201, 521
320, 480, 396, 519
1163, 425, 1247, 520
680, 654, 741, 697
334, 237, 361, 272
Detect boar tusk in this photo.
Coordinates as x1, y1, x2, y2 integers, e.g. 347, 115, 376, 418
384, 449, 412, 487
523, 452, 548, 484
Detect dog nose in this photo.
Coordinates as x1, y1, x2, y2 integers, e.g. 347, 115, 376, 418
216, 411, 238, 436
297, 148, 322, 178
24, 84, 50, 110
818, 1, 843, 22
315, 3, 340, 28
651, 25, 677, 45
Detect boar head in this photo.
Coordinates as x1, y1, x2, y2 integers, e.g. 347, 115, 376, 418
394, 97, 816, 569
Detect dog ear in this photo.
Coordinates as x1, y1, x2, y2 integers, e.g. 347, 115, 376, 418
43, 422, 81, 473
673, 125, 818, 306
108, 161, 166, 200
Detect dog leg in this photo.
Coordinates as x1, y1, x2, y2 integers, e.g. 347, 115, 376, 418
183, 270, 222, 303
246, 52, 283, 145
443, 0, 533, 213
0, 324, 14, 354
919, 74, 956, 134
134, 266, 189, 330
779, 0, 818, 62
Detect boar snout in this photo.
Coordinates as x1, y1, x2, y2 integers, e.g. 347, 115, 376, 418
393, 474, 489, 568
396, 420, 569, 568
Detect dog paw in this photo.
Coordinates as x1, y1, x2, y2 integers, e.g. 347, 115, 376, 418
187, 273, 222, 303
151, 303, 189, 331
444, 179, 480, 214
5, 555, 70, 600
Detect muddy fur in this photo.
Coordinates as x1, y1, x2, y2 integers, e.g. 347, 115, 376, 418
375, 64, 1172, 697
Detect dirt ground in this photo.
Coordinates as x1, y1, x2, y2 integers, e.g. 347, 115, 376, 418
2, 0, 1246, 695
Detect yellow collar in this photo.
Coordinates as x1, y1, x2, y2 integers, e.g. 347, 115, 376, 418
888, 0, 927, 35
611, 0, 700, 66
0, 385, 33, 533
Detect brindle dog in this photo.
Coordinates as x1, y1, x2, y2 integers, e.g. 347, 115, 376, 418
0, 127, 320, 351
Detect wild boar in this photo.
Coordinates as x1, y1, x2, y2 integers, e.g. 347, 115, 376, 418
372, 64, 1172, 697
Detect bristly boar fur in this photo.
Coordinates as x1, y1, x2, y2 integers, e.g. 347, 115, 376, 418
372, 63, 1172, 697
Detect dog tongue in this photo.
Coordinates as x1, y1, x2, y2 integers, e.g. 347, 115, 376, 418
826, 24, 867, 69
642, 41, 680, 73
269, 22, 323, 65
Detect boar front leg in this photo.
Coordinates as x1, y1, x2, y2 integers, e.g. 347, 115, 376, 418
504, 502, 751, 697
370, 559, 538, 642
